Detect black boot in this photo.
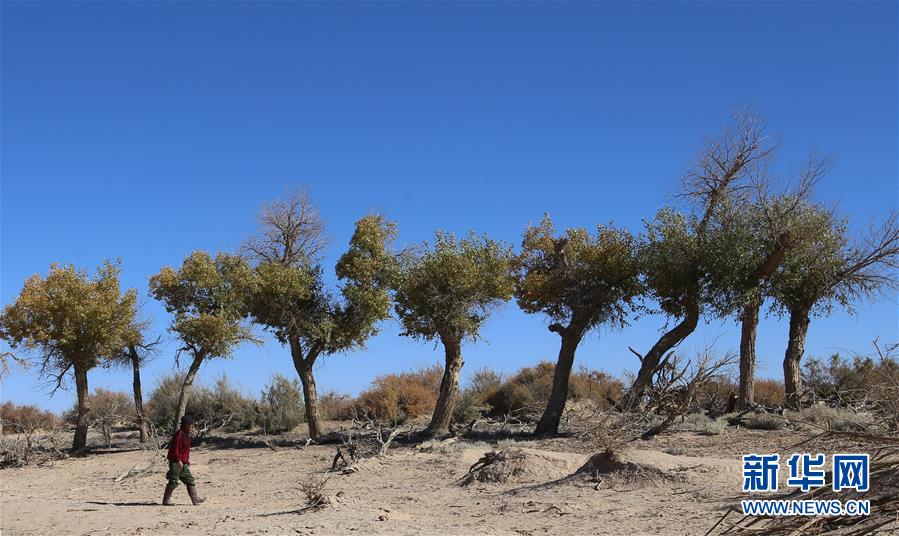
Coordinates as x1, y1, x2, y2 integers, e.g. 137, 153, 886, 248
162, 484, 176, 506
186, 485, 206, 505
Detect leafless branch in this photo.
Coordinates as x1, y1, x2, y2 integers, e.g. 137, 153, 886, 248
242, 187, 330, 267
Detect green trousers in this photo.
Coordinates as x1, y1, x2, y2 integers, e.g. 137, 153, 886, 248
165, 461, 196, 487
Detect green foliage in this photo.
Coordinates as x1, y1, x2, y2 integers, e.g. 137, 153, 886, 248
802, 353, 898, 403
246, 215, 398, 356
146, 373, 258, 433
259, 374, 304, 433
638, 208, 703, 318
149, 251, 255, 359
0, 260, 137, 378
394, 231, 515, 343
355, 365, 442, 422
769, 207, 851, 317
516, 214, 641, 333
706, 198, 837, 317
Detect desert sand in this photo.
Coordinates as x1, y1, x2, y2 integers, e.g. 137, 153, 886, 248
2, 422, 885, 536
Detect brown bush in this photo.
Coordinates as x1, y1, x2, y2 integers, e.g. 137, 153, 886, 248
0, 402, 60, 434
319, 391, 354, 421
754, 378, 785, 407
355, 365, 442, 421
570, 367, 625, 406
484, 362, 623, 417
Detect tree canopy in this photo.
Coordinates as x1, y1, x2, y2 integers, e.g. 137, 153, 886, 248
515, 214, 641, 434
243, 211, 398, 439
393, 230, 515, 435
394, 231, 515, 345
0, 260, 137, 449
149, 251, 257, 427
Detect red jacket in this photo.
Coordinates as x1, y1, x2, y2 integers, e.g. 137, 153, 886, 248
167, 429, 191, 464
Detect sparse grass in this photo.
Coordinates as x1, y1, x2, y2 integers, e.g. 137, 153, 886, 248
743, 413, 786, 431
793, 405, 878, 432
670, 413, 726, 436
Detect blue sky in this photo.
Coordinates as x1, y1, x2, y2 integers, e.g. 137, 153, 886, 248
1, 1, 896, 412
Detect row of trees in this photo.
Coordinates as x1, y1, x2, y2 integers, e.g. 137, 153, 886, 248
2, 109, 897, 450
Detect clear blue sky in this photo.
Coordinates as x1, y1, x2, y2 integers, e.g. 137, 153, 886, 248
1, 1, 896, 412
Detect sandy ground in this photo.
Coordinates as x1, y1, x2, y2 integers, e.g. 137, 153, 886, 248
0, 426, 883, 535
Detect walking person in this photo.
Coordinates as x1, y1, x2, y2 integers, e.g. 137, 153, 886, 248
162, 415, 206, 506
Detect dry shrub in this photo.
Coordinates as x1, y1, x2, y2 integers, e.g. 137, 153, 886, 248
795, 404, 877, 432
454, 368, 503, 423
753, 378, 785, 407
0, 417, 67, 468
482, 362, 622, 418
574, 450, 677, 489
459, 447, 570, 485
692, 376, 738, 415
671, 413, 726, 435
355, 365, 441, 421
319, 391, 354, 421
298, 476, 331, 511
63, 389, 134, 447
743, 413, 786, 431
570, 367, 625, 406
0, 402, 59, 434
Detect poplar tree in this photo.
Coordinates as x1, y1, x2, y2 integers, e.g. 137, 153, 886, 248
0, 261, 136, 450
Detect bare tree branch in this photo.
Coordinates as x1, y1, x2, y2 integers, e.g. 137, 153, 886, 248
242, 187, 330, 267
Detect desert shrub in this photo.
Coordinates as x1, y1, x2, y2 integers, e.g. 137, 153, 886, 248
259, 374, 304, 434
454, 368, 503, 423
63, 389, 134, 446
206, 376, 258, 432
355, 365, 442, 422
795, 404, 877, 432
743, 413, 786, 431
484, 362, 554, 417
482, 362, 622, 418
0, 402, 59, 434
570, 367, 625, 407
693, 376, 738, 414
754, 378, 786, 407
671, 413, 726, 435
318, 391, 354, 421
803, 353, 898, 405
485, 381, 537, 417
147, 373, 257, 433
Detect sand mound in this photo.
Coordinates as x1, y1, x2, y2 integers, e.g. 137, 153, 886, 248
573, 450, 685, 488
458, 448, 575, 486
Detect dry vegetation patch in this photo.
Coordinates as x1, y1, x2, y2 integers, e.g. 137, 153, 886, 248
458, 447, 575, 486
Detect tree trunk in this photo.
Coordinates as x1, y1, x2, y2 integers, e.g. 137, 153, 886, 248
783, 306, 811, 410
534, 330, 582, 435
175, 352, 204, 431
426, 336, 463, 437
297, 363, 322, 441
72, 364, 90, 451
128, 346, 149, 443
738, 290, 762, 409
627, 298, 700, 408
290, 336, 322, 440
